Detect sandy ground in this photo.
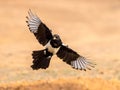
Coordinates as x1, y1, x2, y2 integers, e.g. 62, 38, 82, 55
0, 0, 120, 90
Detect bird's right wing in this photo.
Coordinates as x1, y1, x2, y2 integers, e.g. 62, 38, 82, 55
57, 45, 95, 71
26, 10, 53, 46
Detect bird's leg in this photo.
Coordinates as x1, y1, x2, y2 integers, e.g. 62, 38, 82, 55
47, 56, 52, 59
44, 48, 53, 59
44, 49, 46, 55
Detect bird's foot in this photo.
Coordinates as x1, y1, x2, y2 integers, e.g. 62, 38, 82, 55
47, 56, 51, 59
44, 49, 46, 55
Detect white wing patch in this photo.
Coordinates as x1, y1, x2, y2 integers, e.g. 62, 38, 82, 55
71, 57, 95, 71
26, 9, 41, 33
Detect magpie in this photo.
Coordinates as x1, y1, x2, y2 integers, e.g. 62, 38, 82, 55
26, 10, 95, 71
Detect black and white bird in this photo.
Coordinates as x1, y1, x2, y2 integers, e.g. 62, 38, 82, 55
26, 10, 95, 71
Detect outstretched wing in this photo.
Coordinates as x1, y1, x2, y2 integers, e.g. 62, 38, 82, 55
57, 45, 95, 71
26, 10, 53, 46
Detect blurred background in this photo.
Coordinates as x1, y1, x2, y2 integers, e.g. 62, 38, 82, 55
0, 0, 120, 90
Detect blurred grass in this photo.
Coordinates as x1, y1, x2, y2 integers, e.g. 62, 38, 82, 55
0, 77, 120, 90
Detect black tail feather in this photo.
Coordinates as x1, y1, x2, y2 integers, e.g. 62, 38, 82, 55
31, 50, 52, 70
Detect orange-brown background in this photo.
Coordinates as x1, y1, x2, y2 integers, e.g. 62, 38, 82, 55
0, 0, 120, 90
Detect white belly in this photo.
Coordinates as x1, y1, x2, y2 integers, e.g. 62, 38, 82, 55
45, 41, 60, 54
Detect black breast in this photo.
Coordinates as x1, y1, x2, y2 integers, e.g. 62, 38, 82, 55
50, 39, 62, 48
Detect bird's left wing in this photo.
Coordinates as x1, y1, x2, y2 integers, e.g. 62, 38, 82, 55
26, 10, 53, 46
56, 45, 95, 71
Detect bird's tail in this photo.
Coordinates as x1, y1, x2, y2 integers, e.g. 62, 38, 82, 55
31, 49, 53, 70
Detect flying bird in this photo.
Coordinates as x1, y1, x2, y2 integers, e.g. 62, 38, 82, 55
26, 10, 95, 71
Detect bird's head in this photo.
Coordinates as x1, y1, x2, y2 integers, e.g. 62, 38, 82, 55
53, 34, 60, 40
51, 34, 62, 48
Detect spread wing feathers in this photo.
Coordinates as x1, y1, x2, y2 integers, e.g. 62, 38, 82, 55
26, 9, 53, 46
57, 45, 95, 71
31, 50, 52, 70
